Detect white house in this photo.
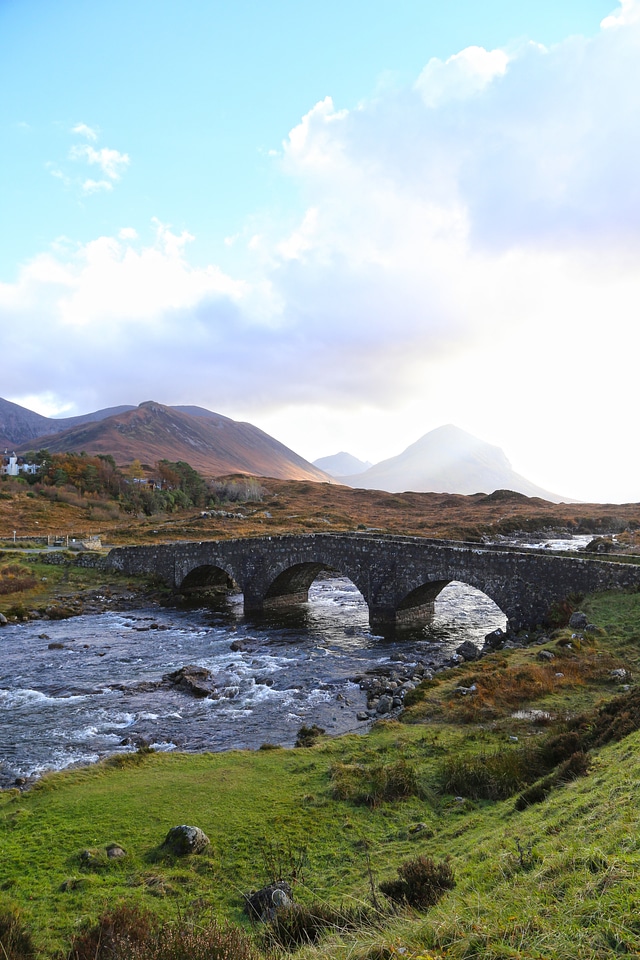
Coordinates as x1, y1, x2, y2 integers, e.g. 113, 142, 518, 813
1, 451, 38, 477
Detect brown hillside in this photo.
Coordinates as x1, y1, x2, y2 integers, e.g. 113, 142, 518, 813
3, 475, 639, 549
15, 401, 332, 483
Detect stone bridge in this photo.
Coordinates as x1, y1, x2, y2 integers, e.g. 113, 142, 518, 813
106, 533, 640, 632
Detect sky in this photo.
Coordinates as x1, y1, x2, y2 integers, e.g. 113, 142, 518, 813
1, 0, 639, 503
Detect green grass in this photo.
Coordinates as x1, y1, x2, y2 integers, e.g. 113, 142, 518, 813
0, 555, 160, 619
1, 588, 640, 957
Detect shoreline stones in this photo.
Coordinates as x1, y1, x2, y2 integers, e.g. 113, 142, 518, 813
356, 661, 435, 715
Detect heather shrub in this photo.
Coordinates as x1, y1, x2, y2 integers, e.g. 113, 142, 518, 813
379, 855, 455, 910
66, 904, 260, 960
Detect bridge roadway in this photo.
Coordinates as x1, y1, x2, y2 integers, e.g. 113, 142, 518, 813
106, 533, 640, 631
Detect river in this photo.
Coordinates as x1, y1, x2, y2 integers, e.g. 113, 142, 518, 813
0, 535, 595, 787
0, 577, 509, 786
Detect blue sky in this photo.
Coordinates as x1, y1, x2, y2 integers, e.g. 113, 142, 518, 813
1, 0, 638, 501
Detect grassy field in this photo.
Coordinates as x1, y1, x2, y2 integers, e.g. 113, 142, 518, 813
2, 587, 640, 957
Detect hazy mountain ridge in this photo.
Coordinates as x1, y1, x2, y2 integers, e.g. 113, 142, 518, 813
313, 452, 373, 477
339, 425, 569, 502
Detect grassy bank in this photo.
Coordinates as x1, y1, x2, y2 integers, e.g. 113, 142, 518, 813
0, 553, 164, 621
1, 587, 640, 957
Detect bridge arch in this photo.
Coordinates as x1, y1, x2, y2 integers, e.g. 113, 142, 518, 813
262, 560, 369, 611
178, 563, 239, 597
394, 574, 509, 627
395, 579, 451, 624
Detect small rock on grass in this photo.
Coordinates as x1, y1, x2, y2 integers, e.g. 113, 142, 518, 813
161, 824, 210, 856
244, 881, 294, 921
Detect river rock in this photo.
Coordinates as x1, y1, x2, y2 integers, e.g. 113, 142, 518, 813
230, 639, 252, 652
376, 695, 394, 714
0, 613, 7, 626
483, 628, 505, 651
161, 824, 210, 856
455, 640, 480, 661
244, 881, 294, 921
163, 665, 217, 698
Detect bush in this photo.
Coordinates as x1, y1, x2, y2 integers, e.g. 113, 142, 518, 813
0, 909, 36, 960
262, 901, 380, 950
66, 904, 153, 959
295, 724, 325, 747
379, 855, 455, 910
331, 760, 424, 807
66, 904, 260, 960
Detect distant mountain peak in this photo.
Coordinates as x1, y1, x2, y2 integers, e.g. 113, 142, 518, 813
339, 424, 569, 502
313, 451, 373, 477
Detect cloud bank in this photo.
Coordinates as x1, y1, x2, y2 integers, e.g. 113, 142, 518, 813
3, 2, 640, 499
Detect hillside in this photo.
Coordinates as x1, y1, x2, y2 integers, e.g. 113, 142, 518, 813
13, 401, 332, 482
3, 470, 640, 548
343, 424, 568, 501
0, 396, 135, 448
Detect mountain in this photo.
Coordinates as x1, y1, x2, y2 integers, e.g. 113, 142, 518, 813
11, 400, 332, 482
0, 397, 135, 448
313, 452, 373, 477
339, 424, 568, 502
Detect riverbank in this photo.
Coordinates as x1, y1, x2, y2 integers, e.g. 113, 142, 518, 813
1, 586, 640, 958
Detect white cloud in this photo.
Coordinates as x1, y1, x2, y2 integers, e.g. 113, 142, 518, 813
69, 144, 130, 181
71, 122, 98, 141
415, 45, 511, 108
81, 178, 113, 194
601, 0, 640, 27
49, 128, 130, 194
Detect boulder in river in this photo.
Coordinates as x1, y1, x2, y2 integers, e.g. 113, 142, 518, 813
162, 665, 218, 698
455, 640, 480, 661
